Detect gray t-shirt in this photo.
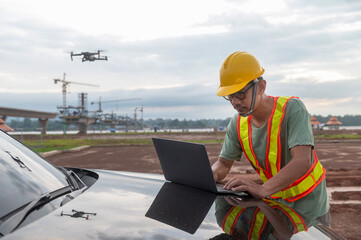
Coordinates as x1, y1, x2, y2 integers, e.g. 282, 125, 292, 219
219, 97, 329, 218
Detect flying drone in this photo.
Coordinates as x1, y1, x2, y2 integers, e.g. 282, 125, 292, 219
61, 209, 97, 220
70, 50, 108, 62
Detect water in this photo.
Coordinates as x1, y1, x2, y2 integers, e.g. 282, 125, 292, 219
340, 126, 361, 130
9, 130, 80, 135
8, 126, 360, 136
8, 128, 217, 135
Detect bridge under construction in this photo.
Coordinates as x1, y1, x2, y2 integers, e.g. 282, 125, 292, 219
0, 106, 58, 134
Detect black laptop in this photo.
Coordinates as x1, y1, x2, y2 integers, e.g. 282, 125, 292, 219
152, 138, 248, 197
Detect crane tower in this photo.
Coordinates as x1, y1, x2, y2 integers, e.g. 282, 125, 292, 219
54, 73, 99, 115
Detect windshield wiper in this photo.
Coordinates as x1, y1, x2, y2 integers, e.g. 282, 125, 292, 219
0, 187, 71, 236
58, 167, 86, 191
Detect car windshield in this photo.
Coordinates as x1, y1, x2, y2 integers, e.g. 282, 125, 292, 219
0, 130, 68, 219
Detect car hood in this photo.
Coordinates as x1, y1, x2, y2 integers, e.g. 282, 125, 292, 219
2, 169, 345, 240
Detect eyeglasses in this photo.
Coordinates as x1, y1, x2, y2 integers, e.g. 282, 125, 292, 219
224, 81, 256, 101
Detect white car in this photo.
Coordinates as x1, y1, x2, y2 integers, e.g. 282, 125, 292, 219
0, 130, 346, 239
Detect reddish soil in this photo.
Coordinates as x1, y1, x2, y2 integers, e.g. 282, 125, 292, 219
332, 191, 361, 201
43, 131, 361, 240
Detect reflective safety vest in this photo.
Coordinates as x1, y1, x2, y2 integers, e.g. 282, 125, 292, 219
264, 199, 308, 233
221, 199, 308, 238
222, 206, 247, 235
237, 96, 326, 202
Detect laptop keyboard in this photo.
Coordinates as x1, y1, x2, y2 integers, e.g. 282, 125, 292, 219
216, 184, 249, 197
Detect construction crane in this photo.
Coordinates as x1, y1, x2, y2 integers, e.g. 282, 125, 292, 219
90, 97, 142, 113
134, 105, 144, 132
54, 73, 99, 113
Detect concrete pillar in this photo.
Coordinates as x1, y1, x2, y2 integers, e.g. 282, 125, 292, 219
78, 123, 88, 134
38, 118, 48, 135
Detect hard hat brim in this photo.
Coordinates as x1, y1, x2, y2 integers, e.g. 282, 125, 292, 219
216, 81, 249, 97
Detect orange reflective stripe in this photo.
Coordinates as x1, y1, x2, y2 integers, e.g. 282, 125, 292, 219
264, 199, 308, 233
271, 153, 326, 202
281, 208, 307, 233
222, 206, 246, 235
249, 209, 267, 240
238, 115, 269, 180
267, 97, 291, 176
265, 97, 278, 176
237, 96, 326, 201
276, 97, 296, 171
223, 207, 268, 239
238, 97, 295, 180
224, 200, 307, 238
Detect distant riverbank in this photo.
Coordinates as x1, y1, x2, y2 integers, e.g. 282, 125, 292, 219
8, 125, 361, 136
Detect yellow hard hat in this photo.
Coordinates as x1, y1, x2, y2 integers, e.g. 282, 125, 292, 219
216, 51, 265, 96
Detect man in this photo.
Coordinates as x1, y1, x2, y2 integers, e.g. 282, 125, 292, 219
211, 51, 330, 224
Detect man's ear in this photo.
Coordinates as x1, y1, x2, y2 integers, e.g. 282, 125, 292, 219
258, 79, 266, 95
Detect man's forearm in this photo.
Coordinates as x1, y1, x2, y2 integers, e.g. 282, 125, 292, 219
212, 157, 233, 182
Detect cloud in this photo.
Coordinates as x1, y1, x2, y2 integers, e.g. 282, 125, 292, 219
266, 77, 361, 99
1, 0, 361, 119
303, 97, 361, 116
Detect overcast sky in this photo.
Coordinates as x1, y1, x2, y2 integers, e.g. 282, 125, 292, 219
1, 0, 361, 120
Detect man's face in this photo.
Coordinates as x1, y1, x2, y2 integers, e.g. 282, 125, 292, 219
224, 81, 256, 116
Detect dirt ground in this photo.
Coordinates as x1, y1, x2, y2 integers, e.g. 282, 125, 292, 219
43, 131, 361, 240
